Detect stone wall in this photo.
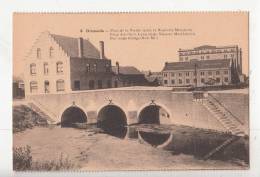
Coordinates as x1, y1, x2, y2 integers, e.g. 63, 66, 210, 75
27, 88, 248, 132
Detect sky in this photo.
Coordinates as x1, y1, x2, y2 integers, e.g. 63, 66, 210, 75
13, 12, 248, 77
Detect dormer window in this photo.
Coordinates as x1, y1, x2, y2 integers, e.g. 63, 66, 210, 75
37, 48, 41, 59
49, 47, 54, 58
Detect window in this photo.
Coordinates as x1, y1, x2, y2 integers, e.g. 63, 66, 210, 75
37, 48, 41, 58
43, 63, 49, 75
171, 80, 175, 84
105, 64, 110, 72
224, 77, 229, 82
230, 54, 234, 58
206, 55, 210, 59
201, 56, 204, 60
186, 72, 189, 76
216, 71, 220, 75
171, 73, 175, 77
114, 81, 118, 88
164, 80, 168, 84
98, 80, 102, 89
56, 62, 63, 73
163, 73, 167, 77
200, 71, 204, 76
93, 64, 97, 72
74, 80, 80, 90
224, 54, 227, 59
224, 70, 229, 75
216, 78, 220, 83
56, 80, 65, 91
44, 81, 50, 93
208, 71, 212, 76
178, 73, 182, 77
186, 79, 190, 84
86, 63, 90, 73
30, 81, 38, 93
49, 47, 54, 58
194, 78, 197, 84
201, 78, 205, 83
107, 80, 112, 88
178, 79, 182, 84
185, 57, 188, 61
30, 63, 36, 75
193, 72, 197, 76
89, 80, 95, 89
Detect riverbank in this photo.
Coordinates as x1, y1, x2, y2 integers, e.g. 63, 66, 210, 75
13, 127, 247, 171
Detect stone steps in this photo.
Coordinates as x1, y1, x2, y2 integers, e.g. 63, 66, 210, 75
202, 98, 244, 136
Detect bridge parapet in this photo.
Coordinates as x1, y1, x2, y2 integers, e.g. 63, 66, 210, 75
26, 88, 248, 133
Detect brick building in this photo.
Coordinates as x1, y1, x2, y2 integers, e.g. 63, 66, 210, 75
112, 62, 148, 87
178, 45, 242, 75
162, 59, 233, 87
162, 45, 243, 87
24, 31, 114, 95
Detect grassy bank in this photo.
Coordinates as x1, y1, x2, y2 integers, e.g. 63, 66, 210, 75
13, 145, 77, 171
13, 105, 48, 133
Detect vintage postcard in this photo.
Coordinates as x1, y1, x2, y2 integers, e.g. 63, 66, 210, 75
13, 12, 249, 171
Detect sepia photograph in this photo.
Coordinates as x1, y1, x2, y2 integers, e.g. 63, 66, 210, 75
12, 12, 249, 171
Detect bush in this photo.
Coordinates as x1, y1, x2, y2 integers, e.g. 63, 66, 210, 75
13, 105, 48, 133
31, 153, 76, 171
13, 146, 77, 171
13, 146, 32, 171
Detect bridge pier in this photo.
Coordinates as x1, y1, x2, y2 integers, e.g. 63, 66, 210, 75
127, 111, 139, 125
125, 126, 138, 139
86, 111, 98, 124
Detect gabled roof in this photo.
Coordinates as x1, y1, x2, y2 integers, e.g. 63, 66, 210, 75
112, 66, 143, 75
162, 59, 231, 71
50, 33, 101, 59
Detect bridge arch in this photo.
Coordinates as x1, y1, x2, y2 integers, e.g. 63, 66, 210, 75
137, 102, 172, 124
137, 102, 172, 147
97, 104, 127, 138
60, 104, 88, 127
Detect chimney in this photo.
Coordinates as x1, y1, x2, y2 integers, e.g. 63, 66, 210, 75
116, 62, 120, 74
99, 41, 105, 59
78, 37, 83, 58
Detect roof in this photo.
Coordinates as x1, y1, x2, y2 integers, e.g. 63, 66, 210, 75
112, 66, 144, 75
179, 45, 238, 52
50, 33, 101, 58
162, 59, 231, 71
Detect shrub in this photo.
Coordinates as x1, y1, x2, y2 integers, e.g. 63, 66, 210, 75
31, 153, 76, 171
13, 146, 77, 171
13, 105, 48, 133
13, 146, 32, 171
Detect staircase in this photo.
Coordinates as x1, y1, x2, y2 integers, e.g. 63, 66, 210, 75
193, 92, 245, 160
200, 93, 245, 136
27, 101, 56, 124
203, 136, 240, 160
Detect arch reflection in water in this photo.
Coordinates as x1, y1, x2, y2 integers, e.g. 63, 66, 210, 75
61, 106, 87, 127
97, 105, 127, 138
138, 104, 171, 146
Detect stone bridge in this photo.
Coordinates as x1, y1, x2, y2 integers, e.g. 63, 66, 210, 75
26, 87, 249, 135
